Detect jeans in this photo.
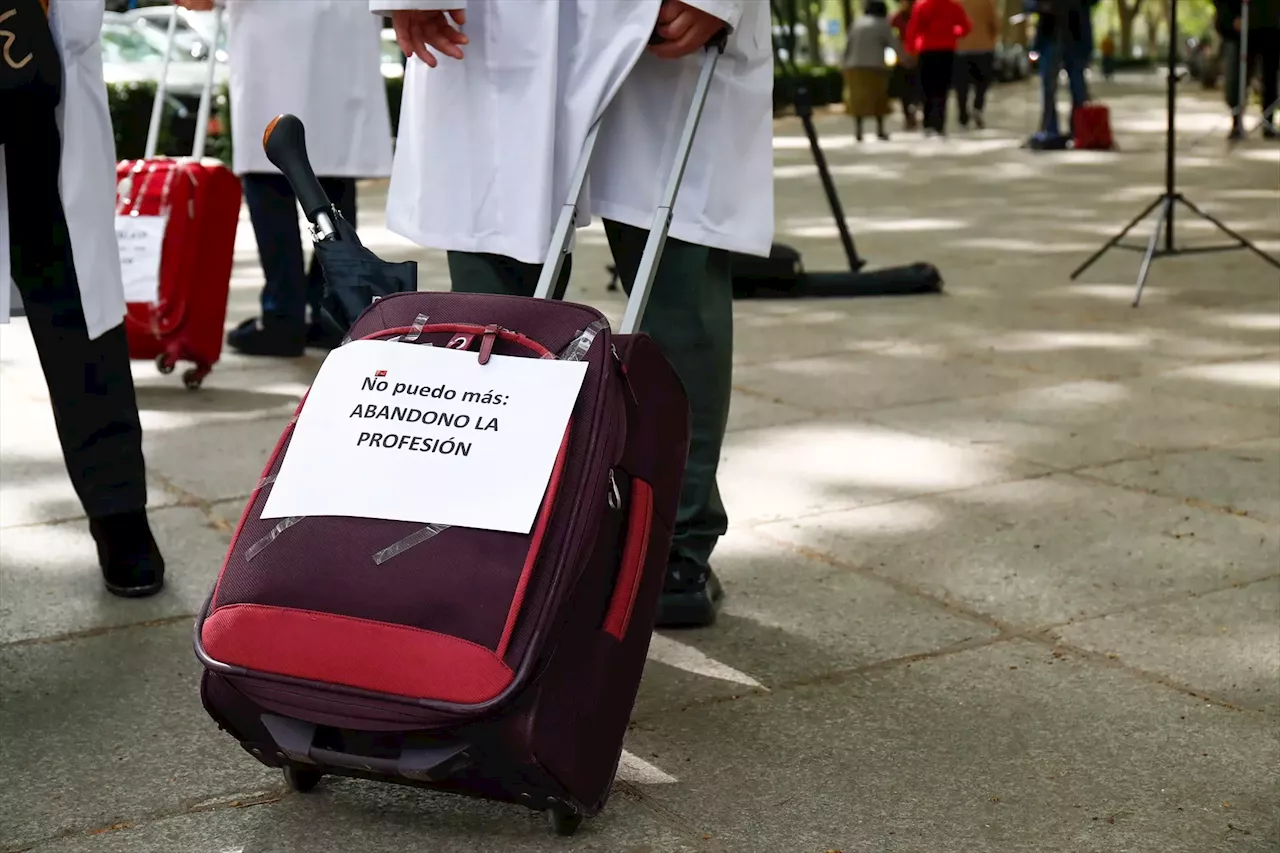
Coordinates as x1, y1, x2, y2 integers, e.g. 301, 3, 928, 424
1038, 41, 1089, 137
954, 50, 995, 122
241, 173, 358, 327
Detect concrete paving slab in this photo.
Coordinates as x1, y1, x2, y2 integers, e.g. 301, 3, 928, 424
1133, 357, 1280, 414
632, 530, 998, 719
140, 416, 292, 505
733, 349, 1048, 415
17, 778, 703, 853
0, 506, 226, 645
1054, 577, 1280, 714
0, 394, 185, 529
1079, 436, 1280, 522
0, 622, 277, 853
755, 473, 1279, 629
624, 640, 1280, 853
865, 378, 1280, 470
718, 417, 1043, 526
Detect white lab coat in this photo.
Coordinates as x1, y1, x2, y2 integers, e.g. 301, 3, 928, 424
1, 0, 126, 340
371, 0, 774, 264
226, 0, 394, 177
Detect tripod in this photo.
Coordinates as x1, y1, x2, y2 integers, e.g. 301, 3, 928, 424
1070, 0, 1280, 307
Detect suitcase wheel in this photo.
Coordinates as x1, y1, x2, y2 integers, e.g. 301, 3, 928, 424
548, 807, 583, 837
182, 366, 211, 391
283, 765, 324, 793
155, 353, 176, 375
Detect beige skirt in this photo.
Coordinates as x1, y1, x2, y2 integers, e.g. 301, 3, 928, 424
843, 68, 891, 118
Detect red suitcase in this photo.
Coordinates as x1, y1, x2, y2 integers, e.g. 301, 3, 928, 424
194, 38, 727, 837
1073, 102, 1115, 151
114, 7, 240, 389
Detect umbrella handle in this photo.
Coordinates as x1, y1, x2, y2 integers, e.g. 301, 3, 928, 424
263, 114, 338, 241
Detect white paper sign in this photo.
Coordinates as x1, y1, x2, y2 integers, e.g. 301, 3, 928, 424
116, 214, 167, 304
261, 339, 590, 534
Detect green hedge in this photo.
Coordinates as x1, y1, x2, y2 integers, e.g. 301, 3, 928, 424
774, 65, 845, 114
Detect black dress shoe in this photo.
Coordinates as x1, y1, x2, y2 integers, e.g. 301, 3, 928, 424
655, 564, 723, 629
227, 317, 306, 357
89, 510, 165, 597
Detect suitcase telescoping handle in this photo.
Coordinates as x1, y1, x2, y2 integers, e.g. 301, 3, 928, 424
143, 3, 225, 161
532, 30, 729, 335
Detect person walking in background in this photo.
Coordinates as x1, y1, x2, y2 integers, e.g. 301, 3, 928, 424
2, 0, 166, 597
953, 0, 1000, 129
1099, 29, 1117, 80
890, 0, 923, 128
1025, 0, 1090, 143
376, 0, 774, 628
843, 0, 902, 141
174, 0, 395, 356
1216, 0, 1280, 140
904, 0, 973, 136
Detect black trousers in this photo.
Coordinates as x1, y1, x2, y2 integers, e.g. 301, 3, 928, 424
919, 50, 956, 132
5, 103, 148, 518
241, 172, 358, 327
954, 50, 995, 122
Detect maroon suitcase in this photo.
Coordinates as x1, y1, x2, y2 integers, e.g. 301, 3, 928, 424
194, 39, 725, 836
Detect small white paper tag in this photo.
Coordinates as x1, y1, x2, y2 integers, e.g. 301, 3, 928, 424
116, 214, 167, 304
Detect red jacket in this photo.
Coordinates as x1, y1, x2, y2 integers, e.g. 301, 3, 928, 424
903, 0, 973, 54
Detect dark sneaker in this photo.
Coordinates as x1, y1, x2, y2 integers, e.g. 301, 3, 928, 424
227, 317, 306, 357
655, 566, 723, 629
1263, 123, 1278, 140
90, 510, 165, 597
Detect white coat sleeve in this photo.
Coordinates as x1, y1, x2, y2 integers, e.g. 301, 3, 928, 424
680, 0, 743, 31
370, 0, 465, 13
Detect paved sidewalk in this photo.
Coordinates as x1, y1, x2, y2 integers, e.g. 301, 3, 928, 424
2, 75, 1278, 853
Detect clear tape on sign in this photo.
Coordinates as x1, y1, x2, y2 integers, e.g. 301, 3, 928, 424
365, 318, 609, 564
404, 313, 430, 343
246, 516, 303, 561
372, 523, 449, 565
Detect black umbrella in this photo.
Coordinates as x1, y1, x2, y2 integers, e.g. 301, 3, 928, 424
262, 114, 418, 336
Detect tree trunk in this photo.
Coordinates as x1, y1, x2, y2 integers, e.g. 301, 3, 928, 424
1117, 0, 1145, 57
804, 0, 823, 65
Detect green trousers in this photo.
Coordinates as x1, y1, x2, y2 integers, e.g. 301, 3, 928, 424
447, 219, 733, 573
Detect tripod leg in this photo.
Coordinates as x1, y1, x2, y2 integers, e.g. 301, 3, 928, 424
1071, 195, 1165, 280
1133, 196, 1172, 307
1175, 195, 1280, 269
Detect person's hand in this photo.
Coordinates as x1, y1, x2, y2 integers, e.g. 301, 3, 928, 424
648, 0, 724, 59
174, 0, 215, 10
391, 8, 468, 68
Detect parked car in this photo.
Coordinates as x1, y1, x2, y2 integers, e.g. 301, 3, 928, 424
101, 16, 230, 98
122, 5, 228, 63
994, 42, 1032, 82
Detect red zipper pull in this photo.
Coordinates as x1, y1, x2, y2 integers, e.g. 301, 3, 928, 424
478, 324, 500, 365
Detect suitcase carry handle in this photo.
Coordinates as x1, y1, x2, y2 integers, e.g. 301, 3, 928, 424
532, 31, 728, 335
260, 713, 473, 782
143, 3, 225, 161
